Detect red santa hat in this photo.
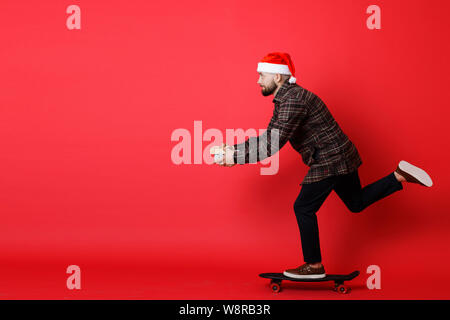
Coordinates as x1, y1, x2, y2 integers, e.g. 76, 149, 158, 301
257, 52, 296, 84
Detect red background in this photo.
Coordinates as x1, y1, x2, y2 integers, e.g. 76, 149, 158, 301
0, 0, 449, 299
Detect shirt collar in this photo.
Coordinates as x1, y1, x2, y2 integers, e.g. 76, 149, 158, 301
272, 80, 295, 104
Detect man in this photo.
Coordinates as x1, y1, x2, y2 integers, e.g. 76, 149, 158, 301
214, 52, 433, 279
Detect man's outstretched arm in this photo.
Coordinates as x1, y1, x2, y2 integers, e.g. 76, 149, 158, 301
232, 99, 308, 164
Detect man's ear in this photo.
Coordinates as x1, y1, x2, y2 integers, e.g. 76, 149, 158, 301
274, 74, 282, 85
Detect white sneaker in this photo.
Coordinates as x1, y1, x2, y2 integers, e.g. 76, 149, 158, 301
395, 160, 433, 187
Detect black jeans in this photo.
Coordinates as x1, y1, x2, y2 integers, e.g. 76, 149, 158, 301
293, 170, 403, 263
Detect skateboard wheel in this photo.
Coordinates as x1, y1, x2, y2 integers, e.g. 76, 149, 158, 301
271, 283, 281, 293
270, 280, 282, 293
337, 285, 349, 294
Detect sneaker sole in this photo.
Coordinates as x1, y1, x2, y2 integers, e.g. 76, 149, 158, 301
283, 271, 327, 279
399, 160, 433, 187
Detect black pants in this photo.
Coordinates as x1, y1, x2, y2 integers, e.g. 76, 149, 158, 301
294, 170, 403, 263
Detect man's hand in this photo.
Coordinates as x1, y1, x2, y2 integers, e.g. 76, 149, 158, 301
211, 144, 236, 167
222, 144, 236, 167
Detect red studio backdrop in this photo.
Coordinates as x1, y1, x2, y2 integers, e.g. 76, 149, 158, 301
0, 0, 449, 299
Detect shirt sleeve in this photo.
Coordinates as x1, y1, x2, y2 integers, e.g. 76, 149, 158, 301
232, 99, 308, 164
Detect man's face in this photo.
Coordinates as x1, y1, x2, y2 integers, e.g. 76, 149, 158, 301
257, 72, 277, 96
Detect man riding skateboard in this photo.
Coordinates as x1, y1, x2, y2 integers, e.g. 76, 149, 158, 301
213, 52, 433, 279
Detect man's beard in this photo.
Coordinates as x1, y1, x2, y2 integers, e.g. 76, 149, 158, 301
261, 80, 277, 96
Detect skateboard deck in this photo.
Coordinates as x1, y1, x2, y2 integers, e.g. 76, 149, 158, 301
259, 270, 359, 294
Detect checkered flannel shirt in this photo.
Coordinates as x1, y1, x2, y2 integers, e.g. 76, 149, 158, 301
232, 80, 362, 184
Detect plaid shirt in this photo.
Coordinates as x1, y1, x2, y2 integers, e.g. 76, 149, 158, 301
233, 80, 362, 184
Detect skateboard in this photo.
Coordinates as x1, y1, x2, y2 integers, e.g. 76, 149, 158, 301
259, 271, 359, 294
